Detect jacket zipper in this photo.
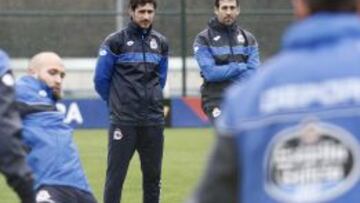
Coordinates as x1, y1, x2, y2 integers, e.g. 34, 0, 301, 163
226, 27, 235, 62
141, 33, 148, 121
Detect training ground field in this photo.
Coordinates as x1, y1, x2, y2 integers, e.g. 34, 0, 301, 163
0, 128, 214, 203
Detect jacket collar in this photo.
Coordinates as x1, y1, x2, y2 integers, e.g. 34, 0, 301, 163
283, 13, 360, 50
128, 20, 152, 38
208, 16, 238, 32
21, 75, 57, 102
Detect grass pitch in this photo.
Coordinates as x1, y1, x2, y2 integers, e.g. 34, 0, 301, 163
0, 128, 214, 203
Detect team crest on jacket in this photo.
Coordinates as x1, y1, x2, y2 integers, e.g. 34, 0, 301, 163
127, 40, 134, 46
150, 38, 158, 49
237, 34, 245, 43
264, 120, 360, 203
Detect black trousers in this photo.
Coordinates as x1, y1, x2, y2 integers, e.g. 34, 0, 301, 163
36, 185, 97, 203
104, 124, 164, 203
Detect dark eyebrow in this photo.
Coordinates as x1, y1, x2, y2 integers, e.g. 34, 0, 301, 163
139, 9, 154, 13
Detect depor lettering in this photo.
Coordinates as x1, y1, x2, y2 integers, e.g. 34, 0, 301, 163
260, 78, 360, 113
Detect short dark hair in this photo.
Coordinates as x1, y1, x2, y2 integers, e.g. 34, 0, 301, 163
214, 0, 239, 8
305, 0, 357, 13
129, 0, 157, 11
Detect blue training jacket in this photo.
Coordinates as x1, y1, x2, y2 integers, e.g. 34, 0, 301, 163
94, 21, 169, 126
15, 75, 92, 193
217, 13, 360, 203
193, 17, 260, 113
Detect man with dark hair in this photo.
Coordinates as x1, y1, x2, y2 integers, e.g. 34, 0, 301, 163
214, 0, 238, 8
16, 52, 97, 203
94, 0, 168, 202
129, 0, 157, 10
0, 49, 35, 203
189, 0, 360, 202
193, 0, 260, 123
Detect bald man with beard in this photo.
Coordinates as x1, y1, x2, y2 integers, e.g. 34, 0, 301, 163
15, 52, 97, 203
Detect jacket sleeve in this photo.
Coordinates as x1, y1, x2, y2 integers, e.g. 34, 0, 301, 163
159, 39, 169, 89
94, 43, 118, 102
193, 34, 245, 82
237, 35, 261, 81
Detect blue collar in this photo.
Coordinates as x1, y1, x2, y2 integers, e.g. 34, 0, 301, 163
20, 75, 57, 101
283, 13, 360, 50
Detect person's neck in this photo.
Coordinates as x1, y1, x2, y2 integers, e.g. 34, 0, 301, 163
129, 21, 152, 36
211, 17, 236, 31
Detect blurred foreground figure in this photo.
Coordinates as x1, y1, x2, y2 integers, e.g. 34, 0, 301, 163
16, 52, 97, 203
0, 49, 35, 203
189, 0, 360, 202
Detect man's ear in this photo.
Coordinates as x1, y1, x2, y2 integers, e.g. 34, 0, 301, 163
214, 6, 219, 16
27, 68, 34, 74
236, 6, 240, 15
27, 66, 37, 75
128, 8, 134, 19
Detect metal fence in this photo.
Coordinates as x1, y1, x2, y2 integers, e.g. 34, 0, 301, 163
1, 7, 293, 98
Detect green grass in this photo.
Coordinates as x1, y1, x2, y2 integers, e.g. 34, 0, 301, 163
0, 128, 214, 203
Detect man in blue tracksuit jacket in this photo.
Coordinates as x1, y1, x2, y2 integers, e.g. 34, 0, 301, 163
189, 0, 360, 202
16, 52, 96, 203
193, 0, 260, 122
94, 0, 168, 202
0, 49, 35, 203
